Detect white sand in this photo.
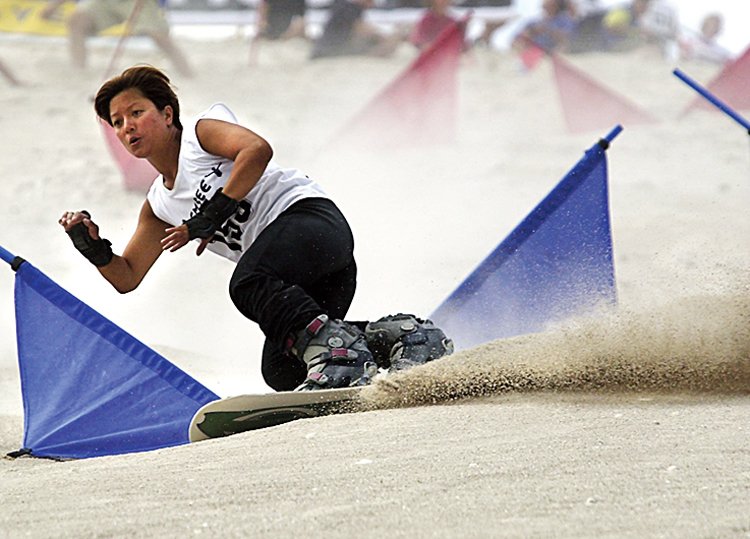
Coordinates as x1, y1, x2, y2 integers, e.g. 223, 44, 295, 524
1, 33, 749, 537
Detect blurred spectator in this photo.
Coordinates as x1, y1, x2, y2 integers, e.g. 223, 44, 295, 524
0, 59, 21, 86
387, 0, 511, 5
475, 17, 513, 48
598, 0, 651, 52
409, 0, 459, 50
41, 0, 193, 76
310, 0, 402, 59
638, 0, 679, 59
255, 0, 308, 41
457, 0, 510, 6
511, 0, 577, 54
565, 1, 609, 53
249, 0, 308, 64
679, 13, 732, 65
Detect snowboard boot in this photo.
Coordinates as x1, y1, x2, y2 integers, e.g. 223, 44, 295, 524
289, 314, 378, 391
364, 313, 455, 372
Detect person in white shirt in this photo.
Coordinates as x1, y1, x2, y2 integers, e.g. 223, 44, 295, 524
58, 65, 453, 392
638, 0, 680, 60
679, 13, 732, 65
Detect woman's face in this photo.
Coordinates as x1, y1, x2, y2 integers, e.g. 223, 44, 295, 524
109, 88, 173, 158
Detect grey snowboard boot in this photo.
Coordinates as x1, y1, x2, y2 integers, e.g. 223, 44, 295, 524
289, 314, 378, 391
364, 314, 454, 372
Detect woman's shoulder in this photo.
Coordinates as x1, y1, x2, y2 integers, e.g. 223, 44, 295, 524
182, 103, 241, 146
196, 103, 239, 124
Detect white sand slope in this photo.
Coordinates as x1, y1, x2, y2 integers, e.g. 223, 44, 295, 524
0, 33, 748, 537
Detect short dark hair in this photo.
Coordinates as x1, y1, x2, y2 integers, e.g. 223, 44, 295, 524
94, 65, 182, 130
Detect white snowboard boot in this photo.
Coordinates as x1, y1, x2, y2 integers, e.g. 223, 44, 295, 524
364, 314, 454, 372
289, 314, 378, 391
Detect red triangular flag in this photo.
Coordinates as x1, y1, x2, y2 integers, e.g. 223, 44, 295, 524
333, 16, 467, 148
552, 54, 657, 134
100, 120, 158, 192
683, 45, 750, 114
519, 44, 546, 71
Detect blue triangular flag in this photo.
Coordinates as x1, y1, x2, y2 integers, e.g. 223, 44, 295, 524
431, 127, 620, 349
10, 258, 219, 459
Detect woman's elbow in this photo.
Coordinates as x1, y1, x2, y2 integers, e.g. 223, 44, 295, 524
113, 282, 137, 294
106, 273, 140, 294
257, 138, 273, 166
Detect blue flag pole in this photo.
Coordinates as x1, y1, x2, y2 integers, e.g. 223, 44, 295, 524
0, 245, 15, 265
673, 68, 750, 134
0, 245, 24, 270
600, 124, 623, 147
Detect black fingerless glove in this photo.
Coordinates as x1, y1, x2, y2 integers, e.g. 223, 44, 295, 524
66, 211, 114, 267
185, 189, 239, 240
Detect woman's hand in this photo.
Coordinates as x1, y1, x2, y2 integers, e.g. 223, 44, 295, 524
162, 224, 212, 256
59, 210, 113, 267
59, 210, 100, 239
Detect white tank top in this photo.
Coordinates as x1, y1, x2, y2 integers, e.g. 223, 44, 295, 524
147, 103, 328, 262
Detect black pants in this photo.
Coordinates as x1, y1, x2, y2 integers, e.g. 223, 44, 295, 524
229, 198, 357, 391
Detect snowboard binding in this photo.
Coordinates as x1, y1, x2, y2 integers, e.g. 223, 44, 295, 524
289, 314, 378, 391
364, 313, 454, 372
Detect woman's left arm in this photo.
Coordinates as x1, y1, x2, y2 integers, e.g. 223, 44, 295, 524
162, 119, 273, 255
196, 118, 274, 200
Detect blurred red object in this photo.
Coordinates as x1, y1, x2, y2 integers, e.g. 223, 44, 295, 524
682, 45, 750, 115
333, 17, 467, 148
100, 119, 158, 192
552, 53, 657, 134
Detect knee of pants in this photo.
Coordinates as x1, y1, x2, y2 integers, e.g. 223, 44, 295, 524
229, 271, 272, 322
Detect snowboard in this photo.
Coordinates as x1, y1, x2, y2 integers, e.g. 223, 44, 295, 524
189, 386, 365, 442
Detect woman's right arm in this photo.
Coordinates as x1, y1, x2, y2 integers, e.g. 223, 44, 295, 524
61, 201, 169, 294
101, 201, 170, 293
